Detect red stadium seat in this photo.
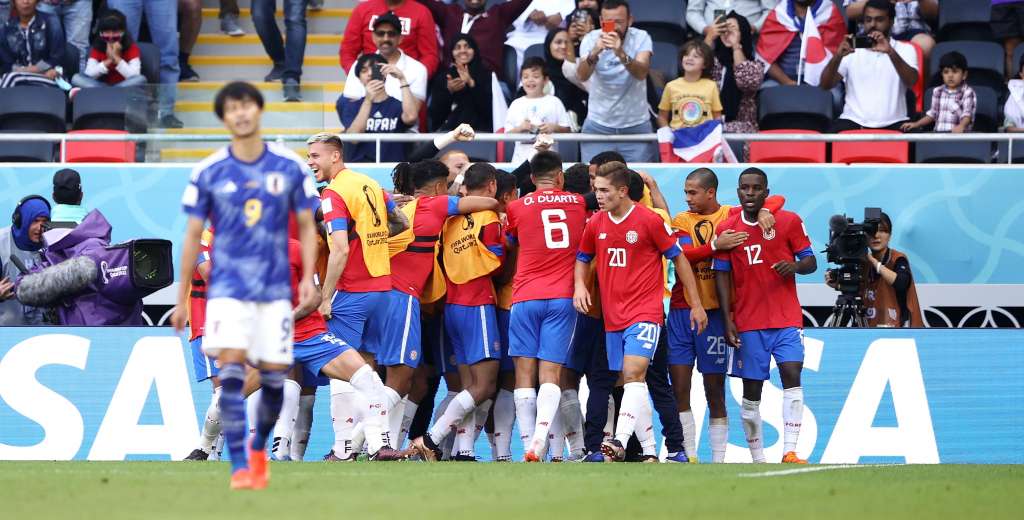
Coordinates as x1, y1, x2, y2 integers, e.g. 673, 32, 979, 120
831, 130, 908, 164
62, 130, 136, 163
909, 39, 924, 113
748, 130, 825, 163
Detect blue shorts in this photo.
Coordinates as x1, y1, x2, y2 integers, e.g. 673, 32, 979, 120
496, 308, 514, 372
327, 290, 388, 354
728, 327, 804, 381
294, 332, 351, 379
190, 337, 219, 382
374, 289, 423, 367
667, 308, 728, 374
299, 363, 330, 387
565, 314, 602, 374
508, 298, 577, 364
445, 303, 501, 366
423, 311, 457, 376
605, 322, 662, 372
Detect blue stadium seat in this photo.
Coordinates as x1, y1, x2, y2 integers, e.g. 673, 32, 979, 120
72, 88, 145, 131
524, 43, 545, 63
923, 85, 1000, 133
936, 0, 993, 41
928, 41, 1005, 92
915, 141, 993, 163
0, 139, 56, 162
0, 86, 67, 133
650, 40, 680, 87
632, 0, 687, 44
502, 43, 519, 92
758, 85, 834, 133
1013, 43, 1024, 78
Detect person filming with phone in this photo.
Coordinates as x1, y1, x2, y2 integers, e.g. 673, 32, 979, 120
819, 0, 918, 132
336, 52, 420, 162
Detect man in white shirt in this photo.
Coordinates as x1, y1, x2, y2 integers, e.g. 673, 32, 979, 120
820, 0, 918, 132
342, 12, 428, 106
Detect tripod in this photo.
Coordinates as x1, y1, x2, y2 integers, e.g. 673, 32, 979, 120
824, 293, 868, 327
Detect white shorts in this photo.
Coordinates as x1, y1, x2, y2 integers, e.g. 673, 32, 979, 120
203, 297, 294, 366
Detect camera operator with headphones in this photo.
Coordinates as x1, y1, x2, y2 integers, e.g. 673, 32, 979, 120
0, 194, 51, 325
825, 211, 923, 327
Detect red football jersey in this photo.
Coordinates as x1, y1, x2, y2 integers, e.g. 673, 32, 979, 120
712, 209, 812, 332
506, 189, 587, 303
578, 204, 679, 331
188, 238, 212, 341
321, 188, 393, 293
391, 195, 460, 297
289, 239, 328, 342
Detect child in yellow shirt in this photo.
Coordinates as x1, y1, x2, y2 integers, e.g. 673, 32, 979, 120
657, 40, 723, 130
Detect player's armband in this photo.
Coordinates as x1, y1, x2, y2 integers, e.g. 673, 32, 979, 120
662, 244, 681, 259
795, 248, 814, 259
326, 218, 348, 234
711, 258, 731, 271
576, 252, 594, 263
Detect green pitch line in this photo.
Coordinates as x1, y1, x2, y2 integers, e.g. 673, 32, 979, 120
0, 462, 1020, 519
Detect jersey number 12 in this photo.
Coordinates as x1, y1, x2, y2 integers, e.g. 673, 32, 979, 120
744, 244, 763, 265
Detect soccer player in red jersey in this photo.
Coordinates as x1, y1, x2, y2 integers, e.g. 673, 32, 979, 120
184, 228, 221, 461
713, 167, 817, 464
573, 161, 708, 462
504, 151, 589, 461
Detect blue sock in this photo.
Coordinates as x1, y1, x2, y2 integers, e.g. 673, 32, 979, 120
218, 363, 247, 473
250, 369, 286, 452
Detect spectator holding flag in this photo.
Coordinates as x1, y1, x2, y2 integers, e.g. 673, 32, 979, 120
757, 0, 845, 88
656, 41, 732, 164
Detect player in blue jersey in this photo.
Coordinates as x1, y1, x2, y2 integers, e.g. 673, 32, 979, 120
171, 82, 320, 490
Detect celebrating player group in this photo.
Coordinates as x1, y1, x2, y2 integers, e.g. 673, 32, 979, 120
171, 82, 817, 490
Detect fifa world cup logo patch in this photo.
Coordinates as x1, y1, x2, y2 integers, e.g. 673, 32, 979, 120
625, 230, 639, 244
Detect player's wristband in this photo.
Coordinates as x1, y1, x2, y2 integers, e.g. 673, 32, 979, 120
710, 238, 718, 251
875, 261, 883, 274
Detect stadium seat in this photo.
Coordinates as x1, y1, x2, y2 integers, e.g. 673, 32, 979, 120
62, 130, 136, 163
922, 85, 1001, 133
758, 86, 833, 133
995, 140, 1024, 164
524, 43, 545, 64
437, 139, 496, 162
0, 138, 56, 162
0, 86, 67, 133
831, 130, 908, 164
936, 0, 993, 41
632, 0, 686, 44
137, 42, 160, 84
915, 141, 992, 163
72, 88, 144, 131
1015, 43, 1024, 78
502, 44, 519, 91
909, 40, 924, 113
928, 41, 1004, 92
748, 130, 826, 163
650, 40, 681, 89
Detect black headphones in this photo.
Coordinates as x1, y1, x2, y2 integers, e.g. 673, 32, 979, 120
12, 195, 52, 229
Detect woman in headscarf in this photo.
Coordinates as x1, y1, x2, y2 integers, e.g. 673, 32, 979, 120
428, 33, 498, 132
542, 28, 588, 130
711, 11, 764, 133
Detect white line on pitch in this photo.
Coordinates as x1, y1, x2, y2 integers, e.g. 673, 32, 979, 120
738, 464, 889, 478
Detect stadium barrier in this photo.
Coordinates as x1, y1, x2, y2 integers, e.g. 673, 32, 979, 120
0, 327, 1020, 463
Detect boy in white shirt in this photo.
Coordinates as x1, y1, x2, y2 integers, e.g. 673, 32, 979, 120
504, 57, 572, 164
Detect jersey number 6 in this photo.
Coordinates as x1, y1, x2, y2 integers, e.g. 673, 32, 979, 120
541, 208, 569, 249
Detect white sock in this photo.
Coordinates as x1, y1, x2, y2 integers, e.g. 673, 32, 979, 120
678, 410, 697, 459
546, 407, 565, 460
529, 383, 561, 454
615, 382, 650, 445
454, 408, 477, 457
741, 398, 765, 463
783, 387, 804, 454
351, 367, 390, 454
329, 380, 358, 457
428, 390, 475, 445
398, 399, 418, 450
432, 391, 458, 460
199, 386, 222, 452
709, 417, 728, 463
246, 389, 261, 436
513, 388, 537, 453
291, 394, 315, 461
493, 389, 515, 461
386, 390, 405, 450
603, 394, 616, 443
211, 432, 224, 461
472, 399, 491, 445
272, 379, 300, 459
634, 397, 656, 457
560, 389, 585, 458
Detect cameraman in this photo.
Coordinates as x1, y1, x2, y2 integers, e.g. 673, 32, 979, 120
826, 211, 923, 327
0, 194, 50, 325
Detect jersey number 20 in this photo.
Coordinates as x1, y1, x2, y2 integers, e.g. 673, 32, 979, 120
541, 209, 569, 249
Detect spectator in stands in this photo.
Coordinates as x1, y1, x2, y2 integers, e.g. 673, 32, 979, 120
341, 12, 428, 110
219, 0, 245, 37
342, 0, 439, 78
429, 34, 497, 131
902, 51, 975, 133
561, 7, 597, 90
71, 9, 145, 88
505, 57, 572, 163
544, 28, 588, 127
992, 0, 1024, 80
107, 0, 183, 128
37, 0, 91, 72
820, 0, 917, 132
252, 0, 308, 102
0, 194, 50, 326
51, 168, 88, 226
689, 0, 776, 37
713, 11, 764, 133
505, 0, 575, 72
576, 0, 656, 163
657, 40, 722, 130
178, 0, 201, 82
0, 0, 65, 88
337, 54, 419, 162
1004, 53, 1024, 131
576, 0, 601, 11
844, 1, 935, 79
757, 0, 845, 87
414, 0, 532, 82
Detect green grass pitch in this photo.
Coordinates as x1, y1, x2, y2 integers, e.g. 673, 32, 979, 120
1, 462, 1020, 519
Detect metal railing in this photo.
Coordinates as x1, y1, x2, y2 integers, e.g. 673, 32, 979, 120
1, 131, 1021, 163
